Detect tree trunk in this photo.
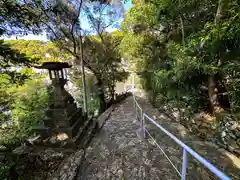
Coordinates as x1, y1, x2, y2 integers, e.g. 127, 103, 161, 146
217, 74, 231, 109
208, 76, 221, 114
207, 0, 224, 114
96, 79, 107, 113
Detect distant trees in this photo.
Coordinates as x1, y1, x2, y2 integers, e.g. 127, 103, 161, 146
5, 40, 70, 63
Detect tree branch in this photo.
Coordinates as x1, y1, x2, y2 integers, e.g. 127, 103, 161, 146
179, 14, 185, 46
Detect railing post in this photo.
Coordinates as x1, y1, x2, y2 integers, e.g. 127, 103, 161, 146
181, 149, 188, 180
136, 107, 138, 120
133, 96, 135, 108
141, 112, 146, 139
134, 97, 137, 120
141, 109, 143, 137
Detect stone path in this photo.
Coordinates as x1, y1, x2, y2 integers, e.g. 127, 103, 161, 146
77, 96, 240, 180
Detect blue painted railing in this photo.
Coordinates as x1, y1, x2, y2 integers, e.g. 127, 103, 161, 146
133, 95, 230, 180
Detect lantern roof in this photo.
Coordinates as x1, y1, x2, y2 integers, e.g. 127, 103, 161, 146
35, 62, 72, 70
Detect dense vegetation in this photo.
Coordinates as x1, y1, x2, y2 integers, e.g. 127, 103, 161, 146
121, 2, 239, 118
121, 0, 240, 113
120, 0, 240, 153
0, 41, 59, 179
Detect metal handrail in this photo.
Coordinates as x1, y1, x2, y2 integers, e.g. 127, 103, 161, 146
133, 95, 230, 180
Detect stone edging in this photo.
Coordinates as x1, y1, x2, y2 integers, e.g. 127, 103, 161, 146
95, 106, 114, 130
48, 150, 84, 180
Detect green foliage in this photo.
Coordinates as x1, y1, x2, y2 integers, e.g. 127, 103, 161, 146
0, 77, 49, 150
4, 40, 68, 63
0, 40, 38, 87
0, 156, 15, 180
87, 96, 100, 115
0, 40, 66, 180
0, 0, 41, 36
0, 72, 48, 179
0, 0, 44, 94
69, 73, 100, 115
70, 31, 129, 111
85, 32, 129, 100
24, 0, 129, 112
122, 2, 158, 32
120, 0, 240, 118
0, 40, 64, 112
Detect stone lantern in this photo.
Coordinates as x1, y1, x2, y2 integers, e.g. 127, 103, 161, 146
12, 62, 98, 177
34, 62, 83, 146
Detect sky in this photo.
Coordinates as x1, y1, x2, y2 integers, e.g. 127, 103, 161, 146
4, 1, 132, 41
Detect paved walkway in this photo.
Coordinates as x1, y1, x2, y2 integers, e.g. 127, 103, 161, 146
77, 96, 240, 180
